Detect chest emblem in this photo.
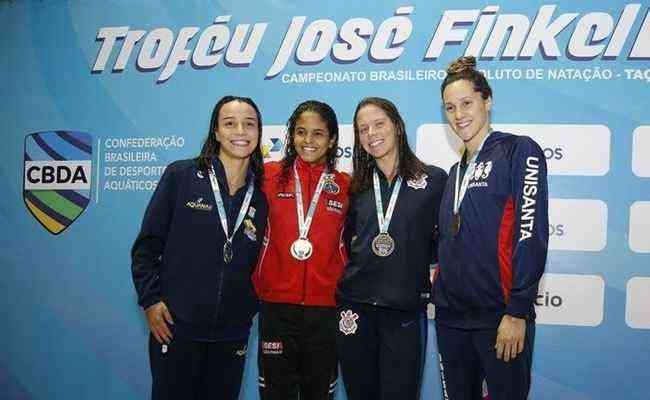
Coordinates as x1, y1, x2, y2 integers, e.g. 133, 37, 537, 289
323, 174, 340, 194
407, 173, 428, 190
339, 310, 359, 335
243, 218, 257, 241
468, 161, 493, 189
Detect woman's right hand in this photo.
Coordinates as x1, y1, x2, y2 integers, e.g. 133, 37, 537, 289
145, 301, 174, 344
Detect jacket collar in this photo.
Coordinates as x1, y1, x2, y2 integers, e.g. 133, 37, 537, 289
295, 156, 328, 176
210, 156, 254, 191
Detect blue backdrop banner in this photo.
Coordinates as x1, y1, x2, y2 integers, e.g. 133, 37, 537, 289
2, 1, 649, 399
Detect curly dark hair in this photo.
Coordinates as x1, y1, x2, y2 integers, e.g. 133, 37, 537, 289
278, 100, 339, 186
350, 97, 427, 194
440, 56, 492, 100
196, 96, 264, 186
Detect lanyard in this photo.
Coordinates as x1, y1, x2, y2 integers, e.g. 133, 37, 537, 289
373, 170, 402, 234
208, 165, 254, 246
294, 163, 327, 239
453, 131, 491, 214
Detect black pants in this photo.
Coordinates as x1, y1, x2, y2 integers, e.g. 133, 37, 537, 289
257, 302, 338, 400
148, 334, 248, 400
435, 322, 535, 400
335, 302, 427, 400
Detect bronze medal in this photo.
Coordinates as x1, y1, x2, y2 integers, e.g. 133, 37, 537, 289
452, 214, 461, 236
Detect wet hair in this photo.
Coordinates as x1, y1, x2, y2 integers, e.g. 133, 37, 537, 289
196, 95, 264, 185
278, 100, 340, 186
440, 56, 492, 100
350, 97, 427, 194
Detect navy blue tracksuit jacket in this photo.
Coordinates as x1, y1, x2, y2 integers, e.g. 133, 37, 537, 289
433, 131, 549, 329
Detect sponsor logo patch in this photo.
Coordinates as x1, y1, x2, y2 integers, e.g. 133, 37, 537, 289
185, 197, 213, 211
261, 341, 283, 355
277, 192, 294, 199
339, 309, 359, 335
23, 131, 93, 234
326, 199, 344, 214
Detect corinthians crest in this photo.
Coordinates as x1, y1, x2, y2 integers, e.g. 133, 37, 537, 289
407, 173, 428, 190
23, 131, 93, 234
339, 309, 359, 335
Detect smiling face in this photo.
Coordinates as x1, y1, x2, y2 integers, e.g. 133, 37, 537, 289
355, 104, 399, 163
443, 79, 492, 149
293, 111, 336, 165
214, 100, 260, 162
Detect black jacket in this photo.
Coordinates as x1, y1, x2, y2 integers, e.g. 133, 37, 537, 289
131, 158, 268, 340
336, 165, 447, 311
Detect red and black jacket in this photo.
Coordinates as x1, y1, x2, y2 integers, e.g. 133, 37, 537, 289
253, 158, 351, 307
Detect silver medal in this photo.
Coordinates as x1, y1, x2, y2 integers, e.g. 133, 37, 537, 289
290, 238, 313, 260
372, 170, 402, 257
371, 233, 395, 257
292, 164, 327, 261
208, 165, 254, 265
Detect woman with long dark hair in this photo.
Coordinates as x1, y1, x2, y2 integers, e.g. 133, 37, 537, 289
335, 97, 447, 399
433, 56, 548, 399
131, 96, 268, 400
253, 100, 351, 400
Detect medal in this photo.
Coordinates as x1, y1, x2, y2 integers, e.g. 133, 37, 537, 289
372, 232, 395, 257
208, 164, 254, 264
372, 170, 402, 258
290, 238, 314, 260
451, 214, 461, 236
292, 164, 327, 260
223, 241, 233, 263
452, 131, 491, 237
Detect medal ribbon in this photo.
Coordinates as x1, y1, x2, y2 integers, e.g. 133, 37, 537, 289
453, 131, 492, 214
208, 165, 254, 249
294, 163, 327, 239
373, 170, 402, 234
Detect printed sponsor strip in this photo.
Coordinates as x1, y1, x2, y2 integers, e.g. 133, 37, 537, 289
535, 273, 604, 327
632, 126, 650, 177
415, 124, 611, 176
626, 277, 650, 329
629, 201, 650, 253
549, 199, 607, 252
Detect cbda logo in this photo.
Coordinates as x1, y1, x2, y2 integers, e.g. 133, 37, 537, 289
23, 131, 93, 234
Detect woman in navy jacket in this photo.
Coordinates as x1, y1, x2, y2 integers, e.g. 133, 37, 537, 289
336, 97, 447, 400
131, 96, 268, 400
433, 56, 549, 400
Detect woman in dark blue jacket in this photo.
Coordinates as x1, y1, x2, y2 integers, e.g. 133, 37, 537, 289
131, 96, 268, 400
434, 56, 548, 400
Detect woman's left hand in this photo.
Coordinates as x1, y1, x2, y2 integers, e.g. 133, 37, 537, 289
495, 314, 526, 362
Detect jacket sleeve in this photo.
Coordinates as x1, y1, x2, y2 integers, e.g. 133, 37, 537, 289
131, 164, 178, 309
506, 137, 549, 318
430, 167, 448, 264
343, 197, 356, 257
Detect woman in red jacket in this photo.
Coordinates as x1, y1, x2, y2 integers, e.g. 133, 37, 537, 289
253, 100, 351, 400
